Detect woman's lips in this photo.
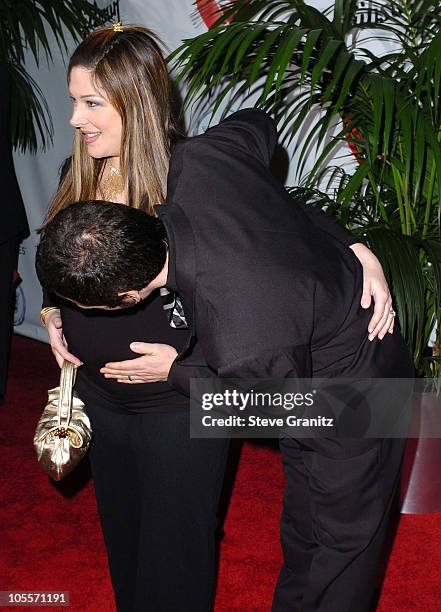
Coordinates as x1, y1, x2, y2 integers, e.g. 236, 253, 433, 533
81, 131, 100, 143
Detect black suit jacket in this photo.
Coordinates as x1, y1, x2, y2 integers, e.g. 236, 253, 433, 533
158, 110, 413, 394
0, 64, 29, 245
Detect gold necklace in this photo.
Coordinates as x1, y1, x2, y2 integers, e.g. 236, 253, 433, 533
100, 164, 124, 201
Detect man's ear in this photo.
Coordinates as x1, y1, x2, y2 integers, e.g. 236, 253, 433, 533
117, 290, 142, 304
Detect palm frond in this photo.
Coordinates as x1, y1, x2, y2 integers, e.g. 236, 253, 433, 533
7, 63, 53, 153
0, 0, 108, 151
175, 0, 441, 374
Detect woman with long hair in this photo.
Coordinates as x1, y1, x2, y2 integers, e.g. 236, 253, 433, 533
39, 23, 396, 612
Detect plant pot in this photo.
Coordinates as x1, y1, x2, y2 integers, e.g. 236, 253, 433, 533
400, 391, 441, 514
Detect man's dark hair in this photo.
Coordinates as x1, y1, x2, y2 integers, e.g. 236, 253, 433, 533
36, 200, 167, 307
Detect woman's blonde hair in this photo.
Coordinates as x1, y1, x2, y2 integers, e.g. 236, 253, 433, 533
44, 24, 176, 225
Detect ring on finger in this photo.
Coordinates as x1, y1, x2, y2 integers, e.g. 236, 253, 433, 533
389, 307, 396, 317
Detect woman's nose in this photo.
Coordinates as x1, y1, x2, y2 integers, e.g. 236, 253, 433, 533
70, 106, 86, 128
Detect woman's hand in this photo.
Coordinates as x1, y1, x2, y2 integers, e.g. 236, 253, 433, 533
100, 342, 178, 384
349, 243, 395, 341
44, 309, 83, 368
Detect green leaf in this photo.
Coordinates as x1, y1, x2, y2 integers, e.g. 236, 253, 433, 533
2, 0, 108, 152
338, 161, 371, 207
332, 59, 365, 112
310, 39, 343, 90
366, 229, 426, 366
272, 28, 307, 97
300, 29, 322, 84
248, 26, 283, 85
321, 49, 352, 104
7, 62, 53, 152
232, 23, 269, 73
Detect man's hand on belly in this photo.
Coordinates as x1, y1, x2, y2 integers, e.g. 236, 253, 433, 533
100, 342, 178, 384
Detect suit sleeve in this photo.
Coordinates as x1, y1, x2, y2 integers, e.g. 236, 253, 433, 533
168, 349, 312, 396
217, 345, 312, 379
168, 360, 217, 397
168, 344, 311, 396
168, 275, 314, 388
295, 202, 363, 247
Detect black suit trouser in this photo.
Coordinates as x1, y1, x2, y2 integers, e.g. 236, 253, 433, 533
77, 382, 230, 612
0, 238, 19, 402
272, 437, 405, 612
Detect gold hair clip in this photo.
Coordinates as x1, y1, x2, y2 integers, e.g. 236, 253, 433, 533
113, 22, 123, 33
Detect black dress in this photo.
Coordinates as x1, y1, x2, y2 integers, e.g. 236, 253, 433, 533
61, 289, 189, 412
48, 291, 229, 612
41, 152, 232, 609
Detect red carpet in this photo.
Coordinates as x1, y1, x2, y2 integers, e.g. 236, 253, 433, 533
1, 335, 440, 611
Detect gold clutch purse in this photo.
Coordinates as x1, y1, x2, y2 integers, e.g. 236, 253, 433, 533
33, 360, 92, 481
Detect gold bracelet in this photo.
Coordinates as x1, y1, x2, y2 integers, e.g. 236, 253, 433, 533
40, 307, 60, 327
